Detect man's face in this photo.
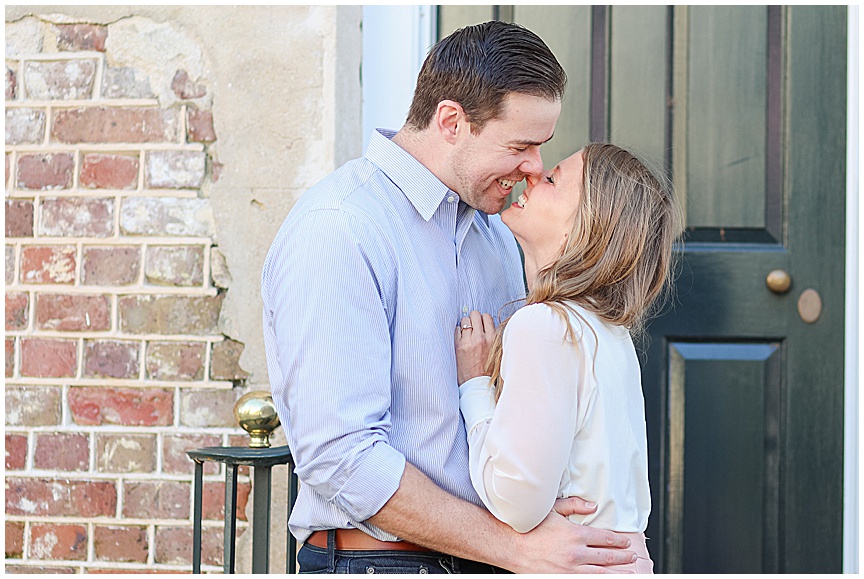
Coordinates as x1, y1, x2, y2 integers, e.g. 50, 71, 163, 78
451, 93, 561, 215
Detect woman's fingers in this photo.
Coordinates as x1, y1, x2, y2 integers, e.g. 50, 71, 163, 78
469, 310, 484, 333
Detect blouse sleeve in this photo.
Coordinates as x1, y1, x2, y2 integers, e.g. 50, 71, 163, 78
458, 304, 585, 533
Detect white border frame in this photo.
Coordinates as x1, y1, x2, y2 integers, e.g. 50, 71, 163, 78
844, 4, 859, 574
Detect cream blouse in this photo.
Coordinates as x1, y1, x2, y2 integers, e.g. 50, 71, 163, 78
459, 302, 651, 534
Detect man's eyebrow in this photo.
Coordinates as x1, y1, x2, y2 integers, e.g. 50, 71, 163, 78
509, 133, 555, 147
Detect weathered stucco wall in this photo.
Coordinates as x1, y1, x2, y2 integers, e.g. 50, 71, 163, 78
5, 5, 362, 572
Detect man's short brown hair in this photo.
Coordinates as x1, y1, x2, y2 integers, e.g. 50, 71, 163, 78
405, 21, 567, 132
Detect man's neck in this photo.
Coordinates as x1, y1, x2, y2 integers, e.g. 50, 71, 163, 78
391, 127, 449, 185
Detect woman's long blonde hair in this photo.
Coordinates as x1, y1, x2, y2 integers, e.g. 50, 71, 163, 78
488, 143, 682, 400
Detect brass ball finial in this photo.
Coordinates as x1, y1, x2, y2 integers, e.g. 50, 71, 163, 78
234, 391, 280, 448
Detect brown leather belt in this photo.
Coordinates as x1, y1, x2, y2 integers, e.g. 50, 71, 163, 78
306, 529, 434, 553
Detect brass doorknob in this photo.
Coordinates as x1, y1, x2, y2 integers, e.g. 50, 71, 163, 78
766, 269, 792, 294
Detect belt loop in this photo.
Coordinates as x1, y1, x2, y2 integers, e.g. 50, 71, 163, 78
327, 529, 336, 572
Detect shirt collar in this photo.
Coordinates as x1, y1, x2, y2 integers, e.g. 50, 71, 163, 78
365, 129, 491, 226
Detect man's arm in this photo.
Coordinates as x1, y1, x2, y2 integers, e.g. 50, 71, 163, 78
369, 462, 638, 574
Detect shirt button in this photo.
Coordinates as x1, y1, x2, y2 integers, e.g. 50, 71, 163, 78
447, 195, 456, 203
462, 305, 469, 314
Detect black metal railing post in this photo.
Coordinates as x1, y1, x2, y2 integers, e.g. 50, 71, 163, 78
188, 391, 298, 574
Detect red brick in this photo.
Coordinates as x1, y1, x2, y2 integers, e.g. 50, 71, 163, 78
119, 294, 223, 335
95, 433, 156, 473
6, 433, 28, 470
6, 65, 17, 100
6, 386, 62, 426
171, 70, 206, 100
40, 197, 114, 237
180, 388, 240, 428
202, 480, 250, 522
84, 339, 140, 379
87, 570, 186, 574
6, 291, 29, 330
3, 565, 76, 574
102, 66, 154, 100
56, 24, 108, 52
20, 339, 76, 378
69, 387, 173, 427
6, 521, 24, 558
154, 526, 223, 566
93, 525, 148, 563
6, 338, 15, 377
5, 244, 14, 285
5, 478, 116, 517
20, 245, 76, 284
80, 153, 139, 190
210, 339, 249, 381
162, 433, 221, 475
6, 108, 46, 145
186, 108, 216, 143
17, 153, 74, 190
23, 60, 95, 100
82, 246, 140, 286
29, 523, 88, 561
145, 150, 206, 189
33, 432, 89, 471
123, 481, 190, 519
6, 199, 34, 237
120, 197, 214, 236
211, 161, 223, 183
145, 245, 204, 287
53, 107, 179, 144
145, 341, 205, 381
35, 293, 111, 331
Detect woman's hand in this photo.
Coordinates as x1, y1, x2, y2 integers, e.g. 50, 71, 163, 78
454, 310, 496, 385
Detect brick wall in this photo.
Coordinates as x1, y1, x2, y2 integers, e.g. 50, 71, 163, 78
6, 18, 254, 573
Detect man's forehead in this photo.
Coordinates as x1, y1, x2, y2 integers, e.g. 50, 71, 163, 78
489, 93, 561, 142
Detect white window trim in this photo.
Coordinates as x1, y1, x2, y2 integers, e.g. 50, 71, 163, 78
361, 5, 436, 150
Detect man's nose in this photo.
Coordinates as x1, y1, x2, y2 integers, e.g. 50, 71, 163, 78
519, 146, 544, 176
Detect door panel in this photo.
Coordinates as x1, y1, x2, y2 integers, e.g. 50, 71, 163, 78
667, 342, 782, 573
514, 6, 592, 166
609, 6, 668, 165
437, 6, 846, 573
687, 7, 768, 229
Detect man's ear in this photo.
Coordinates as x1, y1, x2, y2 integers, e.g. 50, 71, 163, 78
435, 100, 467, 144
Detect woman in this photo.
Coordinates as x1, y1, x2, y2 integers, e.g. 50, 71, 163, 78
455, 143, 680, 573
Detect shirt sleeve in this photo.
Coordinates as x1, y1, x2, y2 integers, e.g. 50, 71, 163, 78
459, 304, 585, 533
262, 207, 405, 523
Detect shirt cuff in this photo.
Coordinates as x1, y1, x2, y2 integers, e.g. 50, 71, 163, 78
459, 376, 496, 435
332, 440, 406, 522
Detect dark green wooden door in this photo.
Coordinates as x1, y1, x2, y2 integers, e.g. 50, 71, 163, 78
439, 6, 847, 573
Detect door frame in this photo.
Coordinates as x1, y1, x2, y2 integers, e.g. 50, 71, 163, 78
360, 5, 859, 572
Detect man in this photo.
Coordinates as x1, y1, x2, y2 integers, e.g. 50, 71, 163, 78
262, 21, 637, 573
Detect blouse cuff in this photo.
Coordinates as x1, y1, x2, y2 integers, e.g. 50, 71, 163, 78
458, 376, 496, 435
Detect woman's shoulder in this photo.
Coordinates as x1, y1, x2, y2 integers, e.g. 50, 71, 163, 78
507, 302, 577, 342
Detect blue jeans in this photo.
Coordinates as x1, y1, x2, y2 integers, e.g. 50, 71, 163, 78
298, 531, 509, 574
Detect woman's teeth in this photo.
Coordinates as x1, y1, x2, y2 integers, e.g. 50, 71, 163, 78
517, 193, 527, 208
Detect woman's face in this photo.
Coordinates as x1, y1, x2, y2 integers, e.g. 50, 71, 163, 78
501, 149, 585, 261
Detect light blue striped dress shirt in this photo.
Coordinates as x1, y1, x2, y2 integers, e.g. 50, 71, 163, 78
261, 129, 526, 543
